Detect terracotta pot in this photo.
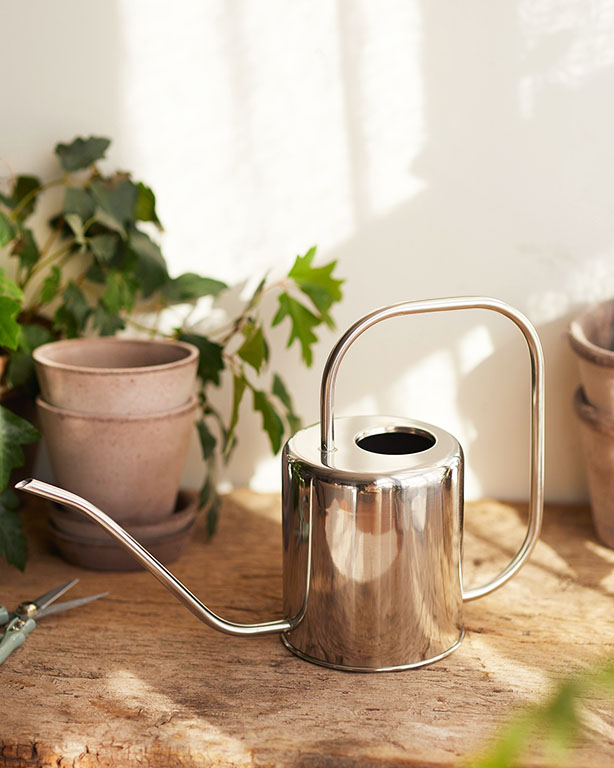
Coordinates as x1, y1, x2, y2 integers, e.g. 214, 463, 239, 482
569, 300, 614, 418
33, 337, 198, 415
574, 387, 614, 547
37, 395, 198, 524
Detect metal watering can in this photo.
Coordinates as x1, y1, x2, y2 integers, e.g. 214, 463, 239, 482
17, 297, 544, 672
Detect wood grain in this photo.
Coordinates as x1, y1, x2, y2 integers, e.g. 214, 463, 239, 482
1, 492, 613, 767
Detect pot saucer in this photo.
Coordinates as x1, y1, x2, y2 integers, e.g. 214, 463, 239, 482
47, 489, 198, 571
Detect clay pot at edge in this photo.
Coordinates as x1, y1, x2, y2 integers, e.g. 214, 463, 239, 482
569, 299, 614, 418
574, 387, 614, 548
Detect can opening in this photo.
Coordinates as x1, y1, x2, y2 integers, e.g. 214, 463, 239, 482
356, 428, 436, 455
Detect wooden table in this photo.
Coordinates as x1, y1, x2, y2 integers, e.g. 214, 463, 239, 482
1, 492, 613, 767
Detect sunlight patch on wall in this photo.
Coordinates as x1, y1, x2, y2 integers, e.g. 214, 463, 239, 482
518, 0, 614, 118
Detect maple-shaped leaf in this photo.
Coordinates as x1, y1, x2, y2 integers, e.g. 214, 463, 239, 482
0, 406, 40, 489
237, 322, 269, 374
288, 246, 344, 327
272, 293, 319, 367
252, 389, 284, 454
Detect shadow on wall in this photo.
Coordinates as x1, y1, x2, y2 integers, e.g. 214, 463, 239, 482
228, 0, 614, 500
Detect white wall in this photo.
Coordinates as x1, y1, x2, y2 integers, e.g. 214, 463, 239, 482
4, 0, 614, 501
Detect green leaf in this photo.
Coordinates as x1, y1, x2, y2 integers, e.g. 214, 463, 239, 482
288, 246, 344, 327
272, 373, 301, 434
196, 419, 217, 461
163, 273, 228, 303
252, 389, 284, 454
93, 207, 127, 238
0, 489, 27, 571
10, 176, 41, 221
135, 182, 162, 228
272, 292, 319, 366
101, 271, 135, 314
39, 265, 62, 304
89, 233, 119, 263
55, 136, 110, 172
179, 333, 224, 386
223, 375, 247, 459
54, 281, 91, 338
0, 269, 24, 301
91, 302, 125, 337
128, 229, 169, 297
63, 187, 95, 221
0, 211, 16, 247
64, 213, 86, 245
6, 323, 55, 390
90, 175, 138, 230
237, 322, 269, 374
85, 262, 106, 284
0, 296, 22, 350
11, 228, 40, 272
0, 405, 40, 489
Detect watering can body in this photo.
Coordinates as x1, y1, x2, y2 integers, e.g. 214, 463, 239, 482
282, 415, 465, 671
17, 297, 545, 672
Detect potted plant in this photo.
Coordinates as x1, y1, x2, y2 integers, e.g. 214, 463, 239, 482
0, 135, 344, 570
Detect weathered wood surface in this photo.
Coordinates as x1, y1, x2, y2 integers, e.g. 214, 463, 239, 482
1, 492, 614, 767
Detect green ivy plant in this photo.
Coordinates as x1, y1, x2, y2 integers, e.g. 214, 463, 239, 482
0, 136, 344, 570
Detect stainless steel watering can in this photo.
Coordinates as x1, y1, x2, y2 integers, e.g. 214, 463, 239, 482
17, 296, 545, 672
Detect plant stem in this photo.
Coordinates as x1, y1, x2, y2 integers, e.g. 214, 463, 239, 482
125, 317, 174, 339
10, 176, 66, 222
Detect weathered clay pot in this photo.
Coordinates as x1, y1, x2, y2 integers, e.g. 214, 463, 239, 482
574, 387, 614, 547
33, 337, 198, 415
36, 395, 198, 524
569, 300, 614, 418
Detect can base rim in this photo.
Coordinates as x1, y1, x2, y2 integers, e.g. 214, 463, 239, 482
280, 627, 465, 672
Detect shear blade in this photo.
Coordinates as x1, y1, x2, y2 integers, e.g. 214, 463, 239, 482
34, 592, 109, 619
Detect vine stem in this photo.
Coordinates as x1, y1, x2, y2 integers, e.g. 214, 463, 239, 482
10, 176, 67, 222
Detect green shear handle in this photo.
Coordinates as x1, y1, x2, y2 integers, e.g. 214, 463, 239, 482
0, 617, 36, 664
0, 579, 107, 665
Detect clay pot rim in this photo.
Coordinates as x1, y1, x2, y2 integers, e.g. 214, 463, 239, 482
36, 393, 199, 422
569, 300, 614, 367
573, 387, 614, 435
48, 516, 196, 547
33, 337, 199, 376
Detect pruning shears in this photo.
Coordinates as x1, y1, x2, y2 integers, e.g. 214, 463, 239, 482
0, 578, 107, 664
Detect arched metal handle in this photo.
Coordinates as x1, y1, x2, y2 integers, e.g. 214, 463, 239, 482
320, 296, 545, 601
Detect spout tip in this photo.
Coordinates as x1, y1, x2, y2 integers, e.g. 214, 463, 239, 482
15, 478, 33, 491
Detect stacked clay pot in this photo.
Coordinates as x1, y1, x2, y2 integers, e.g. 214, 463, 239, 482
33, 338, 200, 569
569, 300, 614, 547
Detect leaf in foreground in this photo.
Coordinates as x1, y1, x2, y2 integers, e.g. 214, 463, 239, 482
0, 489, 27, 570
0, 405, 40, 489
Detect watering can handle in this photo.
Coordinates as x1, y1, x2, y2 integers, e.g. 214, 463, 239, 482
320, 296, 545, 601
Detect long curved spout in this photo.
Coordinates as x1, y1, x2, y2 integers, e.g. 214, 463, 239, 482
16, 478, 295, 637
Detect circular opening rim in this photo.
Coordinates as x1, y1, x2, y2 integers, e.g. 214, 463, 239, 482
354, 426, 437, 456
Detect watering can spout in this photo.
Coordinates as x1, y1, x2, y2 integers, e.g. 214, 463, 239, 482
15, 478, 295, 637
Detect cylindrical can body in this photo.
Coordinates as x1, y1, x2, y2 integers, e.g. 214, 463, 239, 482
281, 415, 464, 671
